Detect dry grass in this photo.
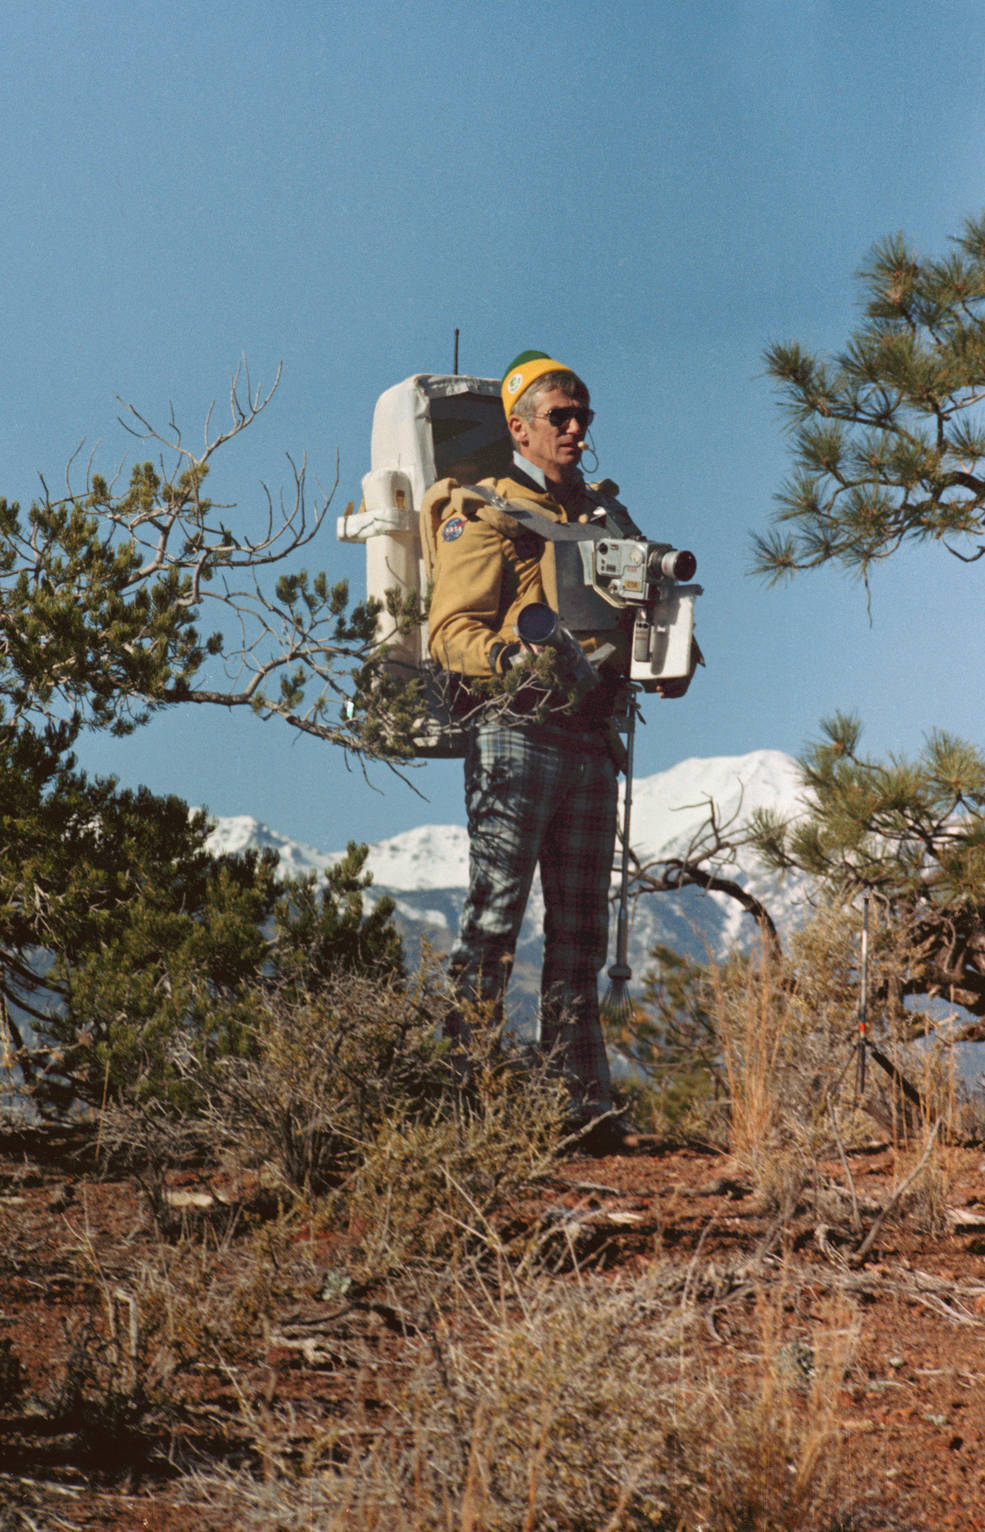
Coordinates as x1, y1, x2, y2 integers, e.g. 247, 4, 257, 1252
180, 1265, 858, 1532
705, 904, 971, 1225
50, 937, 976, 1530
90, 967, 572, 1415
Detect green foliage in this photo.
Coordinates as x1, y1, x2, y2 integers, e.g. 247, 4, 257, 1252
0, 369, 424, 759
469, 644, 596, 725
622, 716, 985, 1139
750, 714, 985, 902
618, 944, 722, 1127
343, 656, 431, 760
0, 484, 205, 741
44, 814, 280, 1110
33, 828, 405, 1111
748, 714, 985, 1018
756, 211, 985, 582
272, 841, 404, 990
0, 372, 421, 1110
0, 734, 276, 1053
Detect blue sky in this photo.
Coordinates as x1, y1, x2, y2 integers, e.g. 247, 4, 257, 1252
4, 0, 985, 850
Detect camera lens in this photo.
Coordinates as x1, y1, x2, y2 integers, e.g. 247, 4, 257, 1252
516, 603, 558, 645
651, 549, 697, 581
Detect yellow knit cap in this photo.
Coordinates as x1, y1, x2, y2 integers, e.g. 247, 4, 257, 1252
500, 351, 575, 419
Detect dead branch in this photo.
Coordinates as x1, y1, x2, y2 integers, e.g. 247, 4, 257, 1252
627, 785, 782, 957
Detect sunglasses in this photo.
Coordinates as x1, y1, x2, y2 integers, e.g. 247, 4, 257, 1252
534, 405, 595, 430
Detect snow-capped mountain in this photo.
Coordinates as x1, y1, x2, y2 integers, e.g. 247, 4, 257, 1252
205, 749, 810, 1024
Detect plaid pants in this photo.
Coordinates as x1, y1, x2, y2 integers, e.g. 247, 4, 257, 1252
448, 720, 618, 1116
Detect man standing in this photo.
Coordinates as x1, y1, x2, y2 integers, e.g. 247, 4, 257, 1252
423, 351, 646, 1146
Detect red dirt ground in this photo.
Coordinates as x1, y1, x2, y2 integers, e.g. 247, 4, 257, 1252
2, 1125, 985, 1529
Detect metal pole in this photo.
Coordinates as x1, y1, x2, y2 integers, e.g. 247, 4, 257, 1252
453, 328, 460, 374
605, 696, 637, 1017
856, 893, 869, 1096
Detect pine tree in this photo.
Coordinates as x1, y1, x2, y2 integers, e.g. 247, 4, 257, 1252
0, 368, 415, 754
747, 715, 985, 1021
0, 369, 412, 1106
755, 211, 985, 584
272, 842, 405, 991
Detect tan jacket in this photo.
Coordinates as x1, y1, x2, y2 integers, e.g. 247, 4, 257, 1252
424, 470, 638, 679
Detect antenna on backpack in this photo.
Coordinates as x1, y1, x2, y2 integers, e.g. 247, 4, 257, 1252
453, 328, 460, 374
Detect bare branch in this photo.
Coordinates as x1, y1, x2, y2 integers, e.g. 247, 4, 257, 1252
631, 853, 781, 957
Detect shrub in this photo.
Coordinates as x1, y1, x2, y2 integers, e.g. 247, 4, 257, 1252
33, 835, 403, 1115
205, 968, 447, 1198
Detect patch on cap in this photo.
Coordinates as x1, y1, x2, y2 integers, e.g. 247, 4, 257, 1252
500, 351, 576, 419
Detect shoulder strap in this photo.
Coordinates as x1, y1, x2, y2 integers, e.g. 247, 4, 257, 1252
464, 483, 602, 544
419, 478, 560, 585
586, 480, 640, 537
420, 478, 620, 593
